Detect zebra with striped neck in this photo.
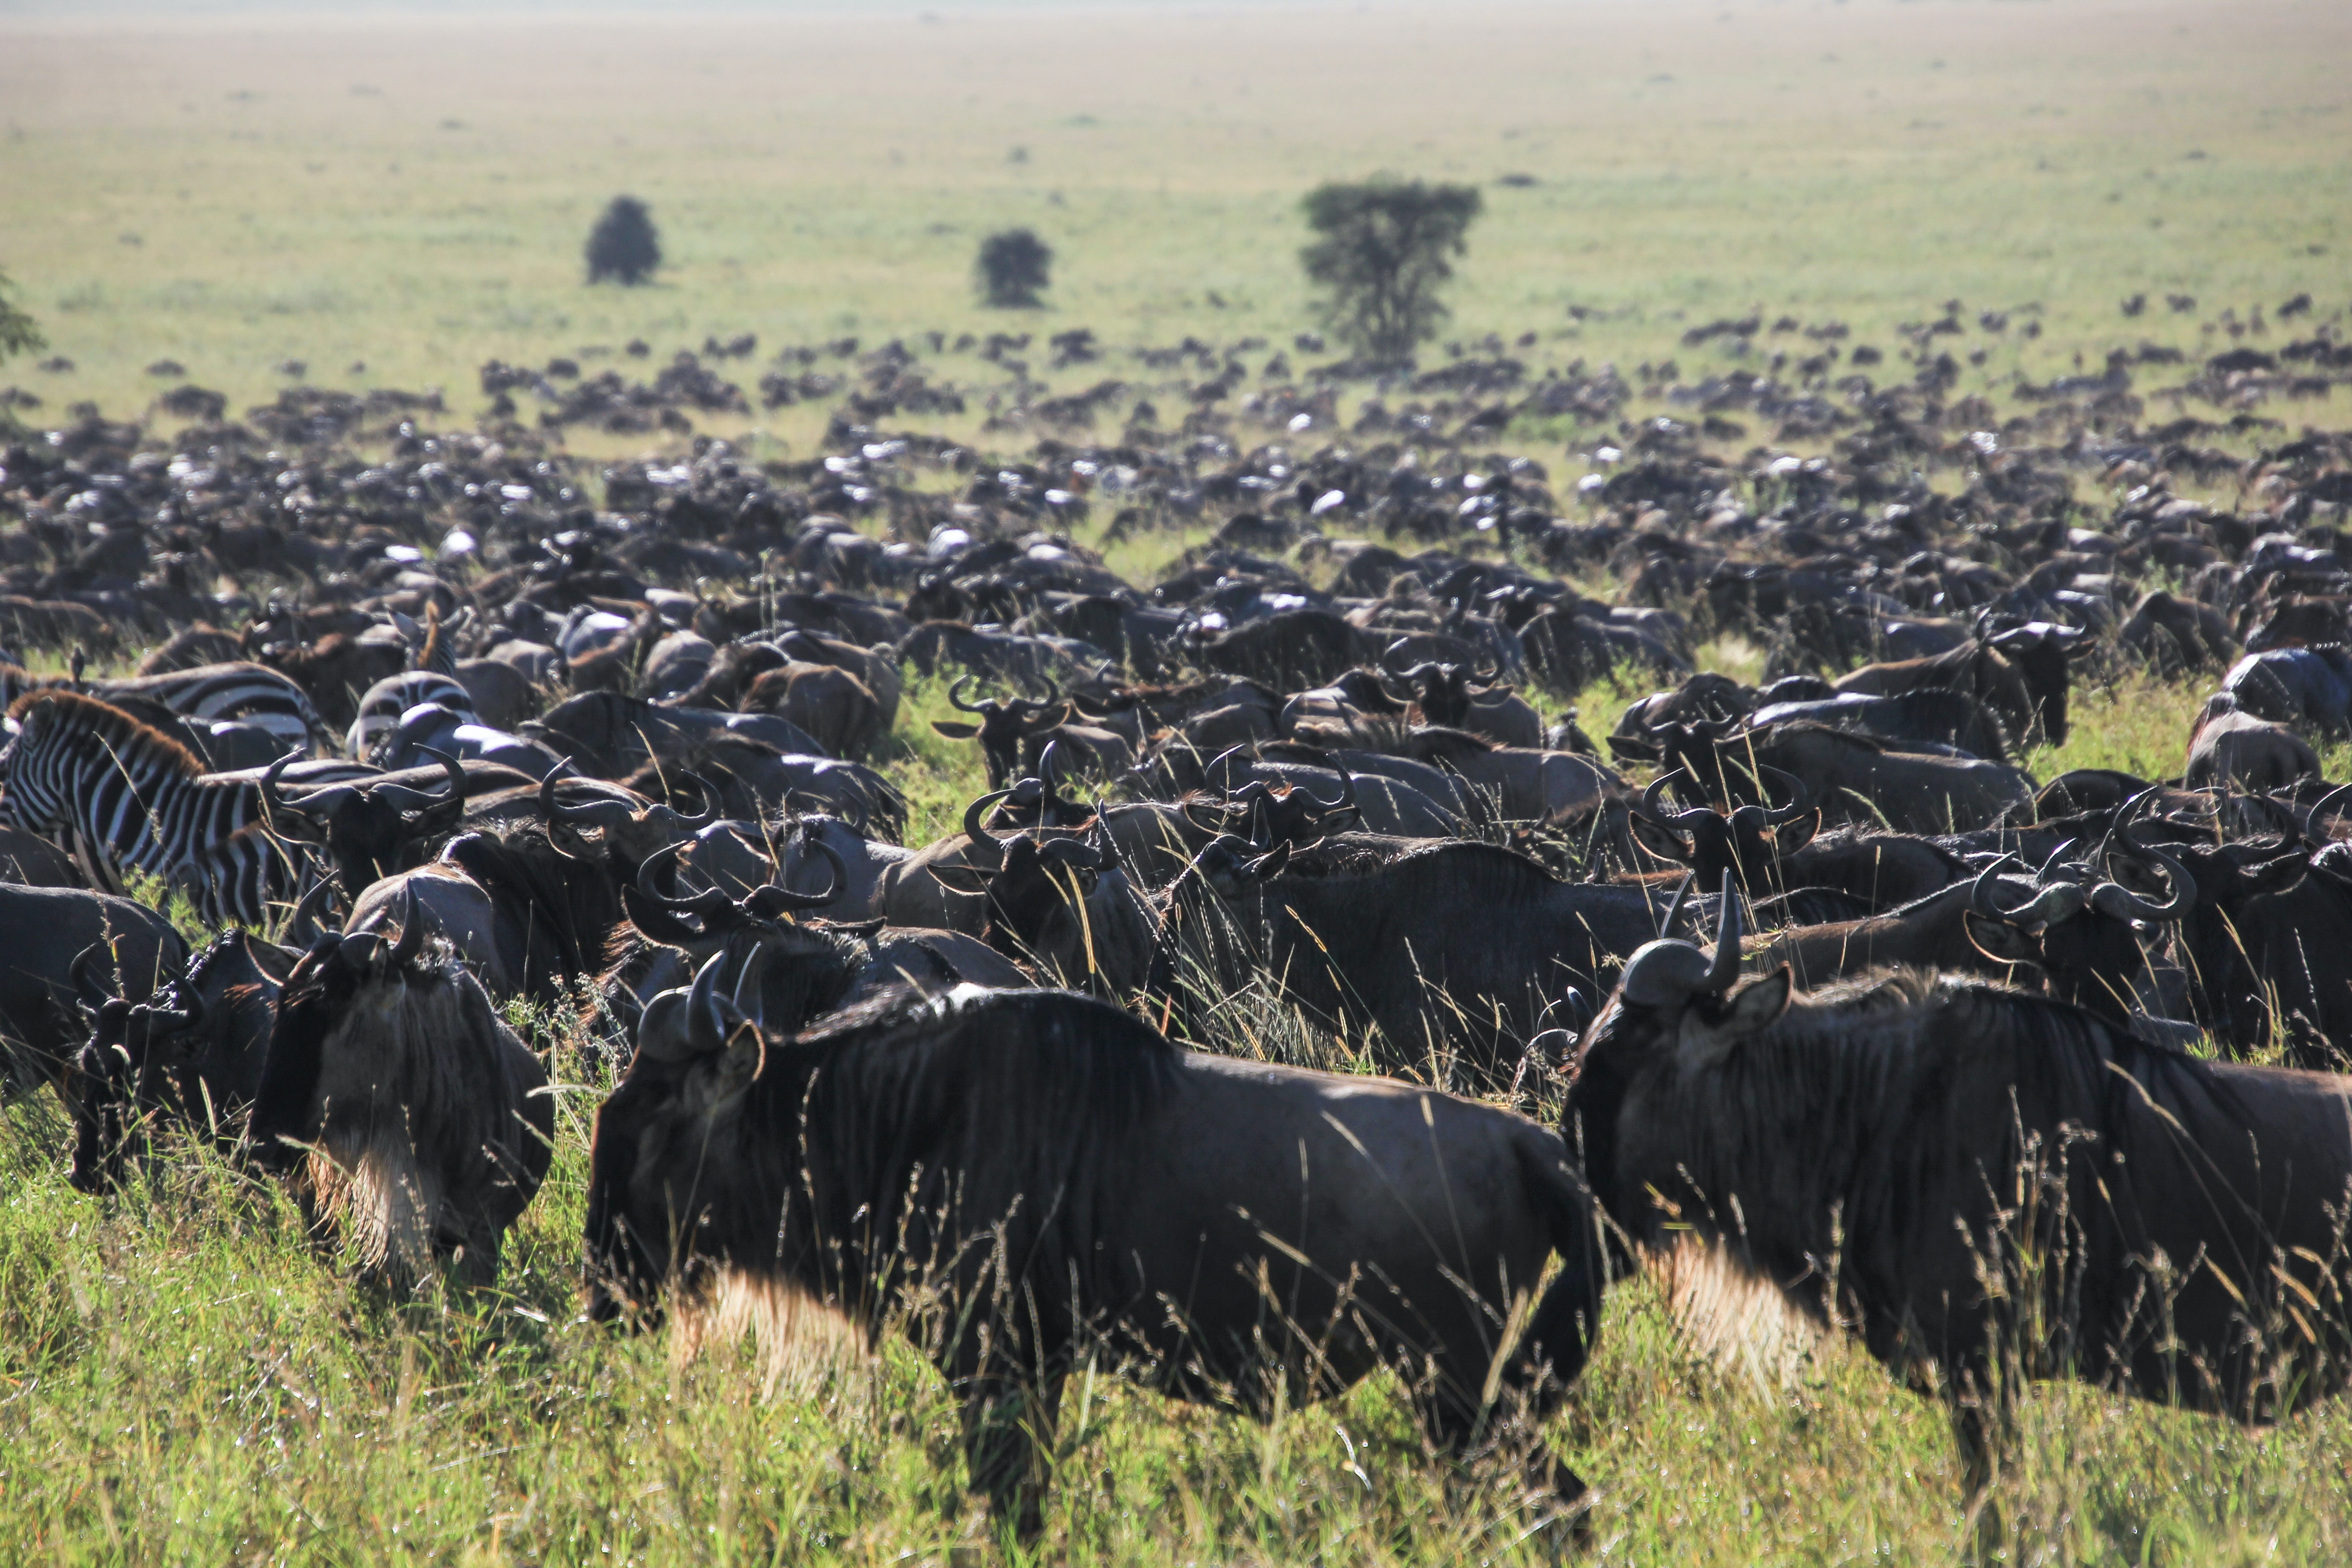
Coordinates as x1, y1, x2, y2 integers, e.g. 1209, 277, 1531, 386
1, 690, 344, 926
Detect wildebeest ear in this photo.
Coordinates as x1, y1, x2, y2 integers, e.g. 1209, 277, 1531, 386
1681, 968, 1790, 1063
931, 720, 980, 740
1775, 808, 1822, 854
706, 1016, 766, 1106
1963, 911, 2041, 968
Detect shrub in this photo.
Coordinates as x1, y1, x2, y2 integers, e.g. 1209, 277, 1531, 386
975, 228, 1053, 309
1298, 176, 1482, 365
585, 196, 662, 287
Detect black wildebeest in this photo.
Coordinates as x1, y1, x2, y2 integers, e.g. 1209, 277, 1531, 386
586, 975, 1602, 1540
1567, 888, 2352, 1518
250, 894, 552, 1286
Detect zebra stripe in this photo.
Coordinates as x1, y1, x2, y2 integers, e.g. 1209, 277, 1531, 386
1, 662, 325, 752
0, 691, 351, 926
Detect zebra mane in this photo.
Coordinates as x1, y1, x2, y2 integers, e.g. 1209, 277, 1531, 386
8, 689, 206, 779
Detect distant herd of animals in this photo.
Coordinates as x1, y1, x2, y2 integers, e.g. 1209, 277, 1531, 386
5, 316, 2352, 1539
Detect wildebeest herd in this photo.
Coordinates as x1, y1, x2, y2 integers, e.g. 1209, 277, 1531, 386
6, 314, 2352, 1538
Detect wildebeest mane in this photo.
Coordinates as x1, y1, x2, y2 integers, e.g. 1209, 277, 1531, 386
442, 824, 614, 980
745, 985, 1183, 1330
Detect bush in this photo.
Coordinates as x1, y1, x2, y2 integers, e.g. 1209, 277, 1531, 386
584, 196, 662, 287
1298, 176, 1482, 365
975, 228, 1053, 309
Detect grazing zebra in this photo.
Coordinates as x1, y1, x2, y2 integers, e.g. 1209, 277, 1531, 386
1, 661, 327, 756
0, 691, 362, 926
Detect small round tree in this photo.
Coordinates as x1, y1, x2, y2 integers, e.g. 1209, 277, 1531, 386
975, 228, 1053, 309
0, 267, 43, 366
1298, 176, 1482, 365
585, 196, 662, 286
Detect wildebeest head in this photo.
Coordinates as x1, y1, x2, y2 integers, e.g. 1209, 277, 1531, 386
1568, 873, 1771, 1211
541, 764, 721, 879
1178, 751, 1357, 850
1978, 617, 2087, 745
1961, 826, 2194, 1021
585, 946, 779, 1325
1629, 766, 1817, 891
622, 825, 847, 946
1377, 638, 1499, 730
247, 889, 431, 1173
929, 674, 1072, 788
69, 927, 294, 1192
261, 746, 469, 894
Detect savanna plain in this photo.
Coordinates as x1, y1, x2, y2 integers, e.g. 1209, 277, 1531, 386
2, 0, 2352, 1561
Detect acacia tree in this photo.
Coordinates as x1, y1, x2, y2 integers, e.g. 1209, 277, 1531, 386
0, 268, 43, 365
975, 229, 1053, 309
1298, 177, 1482, 364
585, 196, 662, 286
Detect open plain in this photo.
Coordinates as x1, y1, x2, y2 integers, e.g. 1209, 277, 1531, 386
3, 1, 2352, 1563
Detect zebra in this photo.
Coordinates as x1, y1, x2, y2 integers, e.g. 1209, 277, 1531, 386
1, 661, 327, 756
0, 690, 365, 926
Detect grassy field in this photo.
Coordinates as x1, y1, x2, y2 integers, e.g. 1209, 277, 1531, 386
8, 1, 2352, 1561
1, 0, 2347, 454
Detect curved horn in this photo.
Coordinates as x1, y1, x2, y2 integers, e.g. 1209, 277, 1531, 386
260, 750, 321, 826
1972, 855, 2087, 926
1378, 638, 1415, 676
686, 950, 728, 1057
287, 871, 343, 933
379, 746, 468, 823
1757, 765, 1812, 825
1029, 673, 1063, 711
948, 673, 989, 714
2308, 780, 2352, 840
541, 765, 632, 830
961, 789, 1014, 871
749, 832, 848, 913
2091, 843, 2197, 923
1705, 871, 1743, 994
1637, 769, 1712, 831
69, 944, 114, 1004
1299, 757, 1356, 816
386, 884, 426, 969
650, 771, 723, 830
632, 841, 740, 921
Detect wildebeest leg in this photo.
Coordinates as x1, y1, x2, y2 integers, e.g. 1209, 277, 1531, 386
959, 1369, 1065, 1543
1950, 1386, 2009, 1556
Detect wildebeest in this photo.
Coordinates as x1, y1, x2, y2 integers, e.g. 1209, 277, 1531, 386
2185, 697, 2319, 791
1568, 893, 2352, 1513
1641, 718, 2034, 834
1833, 624, 2081, 746
928, 674, 1124, 788
69, 927, 297, 1191
250, 895, 552, 1286
1179, 834, 1682, 1078
0, 885, 189, 1092
586, 976, 1602, 1539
